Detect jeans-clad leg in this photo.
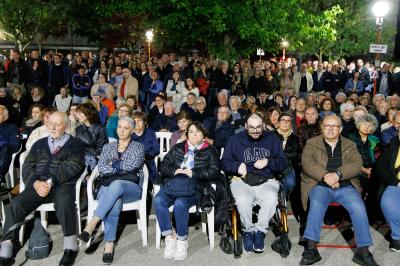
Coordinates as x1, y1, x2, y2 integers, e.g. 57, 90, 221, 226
95, 180, 142, 242
303, 185, 334, 242
173, 196, 198, 240
381, 186, 400, 240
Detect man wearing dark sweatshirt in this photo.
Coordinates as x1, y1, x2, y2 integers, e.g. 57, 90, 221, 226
221, 113, 287, 254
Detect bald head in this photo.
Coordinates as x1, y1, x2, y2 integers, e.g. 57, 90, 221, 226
48, 112, 70, 139
0, 105, 9, 123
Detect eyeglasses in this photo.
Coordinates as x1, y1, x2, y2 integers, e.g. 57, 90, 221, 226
322, 124, 341, 129
188, 130, 201, 135
118, 109, 129, 113
247, 125, 263, 131
279, 119, 292, 124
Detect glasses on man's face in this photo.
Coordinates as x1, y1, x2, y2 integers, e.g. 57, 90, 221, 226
196, 102, 205, 105
247, 125, 263, 131
279, 119, 292, 124
322, 124, 341, 130
188, 130, 201, 135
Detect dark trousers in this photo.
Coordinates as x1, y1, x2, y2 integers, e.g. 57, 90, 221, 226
3, 184, 77, 241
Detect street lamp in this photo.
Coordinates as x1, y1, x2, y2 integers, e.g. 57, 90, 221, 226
372, 1, 389, 67
281, 40, 289, 62
145, 30, 154, 60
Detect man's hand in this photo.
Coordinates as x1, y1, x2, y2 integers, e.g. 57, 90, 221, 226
362, 167, 372, 178
33, 181, 51, 197
331, 182, 340, 190
238, 163, 247, 177
323, 172, 340, 186
183, 168, 193, 177
254, 159, 268, 169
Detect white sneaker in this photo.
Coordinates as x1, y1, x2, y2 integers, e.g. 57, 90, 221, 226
164, 235, 176, 259
173, 240, 188, 261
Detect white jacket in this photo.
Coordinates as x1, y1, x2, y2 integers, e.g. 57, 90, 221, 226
293, 71, 313, 94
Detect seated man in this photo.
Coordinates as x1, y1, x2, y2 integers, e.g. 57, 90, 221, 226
300, 115, 378, 266
222, 113, 287, 253
0, 112, 86, 266
0, 105, 19, 184
151, 101, 178, 132
207, 106, 235, 152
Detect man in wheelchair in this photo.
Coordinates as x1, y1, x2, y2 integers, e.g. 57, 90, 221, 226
221, 113, 287, 253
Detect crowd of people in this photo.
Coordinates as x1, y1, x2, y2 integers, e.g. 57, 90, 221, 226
0, 48, 400, 266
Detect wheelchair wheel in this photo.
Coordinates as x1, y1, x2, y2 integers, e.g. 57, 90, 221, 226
219, 235, 234, 254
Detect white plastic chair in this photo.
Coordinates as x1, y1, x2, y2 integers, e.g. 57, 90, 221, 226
18, 151, 87, 244
155, 132, 172, 159
154, 184, 216, 250
86, 164, 149, 247
5, 145, 22, 189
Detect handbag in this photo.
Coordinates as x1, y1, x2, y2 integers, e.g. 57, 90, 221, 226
99, 171, 139, 187
163, 173, 197, 197
243, 172, 269, 186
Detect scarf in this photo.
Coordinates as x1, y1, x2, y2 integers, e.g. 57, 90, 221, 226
25, 118, 41, 127
277, 128, 293, 149
181, 140, 207, 170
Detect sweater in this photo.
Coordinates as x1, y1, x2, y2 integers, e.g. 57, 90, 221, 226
221, 131, 287, 179
23, 137, 85, 187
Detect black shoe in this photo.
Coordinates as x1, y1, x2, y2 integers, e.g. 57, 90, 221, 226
77, 231, 91, 243
0, 257, 14, 266
298, 236, 307, 246
59, 249, 79, 266
352, 251, 379, 266
390, 240, 400, 252
102, 251, 114, 265
300, 245, 322, 265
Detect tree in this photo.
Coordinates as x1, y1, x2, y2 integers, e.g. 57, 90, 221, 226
0, 0, 60, 52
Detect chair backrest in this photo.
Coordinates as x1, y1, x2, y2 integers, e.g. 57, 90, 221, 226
19, 150, 29, 192
6, 145, 22, 188
87, 165, 100, 204
141, 164, 149, 202
155, 131, 172, 160
108, 137, 117, 143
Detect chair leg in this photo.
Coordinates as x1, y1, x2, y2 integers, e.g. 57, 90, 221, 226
19, 225, 24, 245
86, 206, 95, 247
1, 201, 5, 228
156, 218, 161, 249
201, 212, 207, 233
139, 206, 147, 246
136, 210, 142, 231
40, 211, 48, 229
207, 208, 215, 251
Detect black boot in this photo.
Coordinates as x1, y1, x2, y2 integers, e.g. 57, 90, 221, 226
352, 251, 379, 266
300, 245, 322, 265
59, 249, 79, 266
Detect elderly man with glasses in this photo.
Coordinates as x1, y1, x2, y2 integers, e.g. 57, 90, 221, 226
300, 114, 378, 266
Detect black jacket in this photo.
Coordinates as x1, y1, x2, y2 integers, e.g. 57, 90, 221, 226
160, 141, 220, 183
276, 132, 299, 168
376, 137, 400, 187
74, 123, 108, 157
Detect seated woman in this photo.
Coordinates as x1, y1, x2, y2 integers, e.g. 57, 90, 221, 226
75, 103, 109, 171
266, 107, 282, 131
21, 103, 44, 142
131, 111, 160, 184
53, 86, 72, 113
276, 112, 298, 197
78, 117, 145, 264
171, 111, 192, 147
192, 96, 214, 131
154, 121, 220, 261
348, 114, 380, 199
106, 104, 132, 139
318, 98, 336, 119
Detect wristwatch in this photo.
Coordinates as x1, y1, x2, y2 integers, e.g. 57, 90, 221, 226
335, 170, 343, 180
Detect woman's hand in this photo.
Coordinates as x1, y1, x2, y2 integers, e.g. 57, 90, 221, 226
174, 168, 185, 175
183, 168, 193, 177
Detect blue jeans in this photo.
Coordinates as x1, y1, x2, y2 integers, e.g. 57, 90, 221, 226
304, 185, 373, 247
95, 180, 142, 242
72, 95, 88, 104
381, 186, 400, 240
153, 188, 198, 240
281, 168, 296, 197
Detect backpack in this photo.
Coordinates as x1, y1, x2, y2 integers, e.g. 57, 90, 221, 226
25, 218, 52, 260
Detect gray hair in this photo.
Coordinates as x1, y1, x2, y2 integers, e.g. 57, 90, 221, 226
218, 106, 231, 116
340, 103, 355, 115
322, 114, 342, 127
116, 97, 127, 107
218, 89, 229, 98
355, 113, 378, 132
229, 95, 241, 105
118, 116, 136, 128
335, 92, 347, 102
196, 96, 206, 105
164, 101, 175, 110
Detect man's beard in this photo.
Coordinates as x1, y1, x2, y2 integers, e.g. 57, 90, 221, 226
246, 131, 262, 141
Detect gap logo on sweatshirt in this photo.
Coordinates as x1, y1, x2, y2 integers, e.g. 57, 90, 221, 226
244, 147, 270, 163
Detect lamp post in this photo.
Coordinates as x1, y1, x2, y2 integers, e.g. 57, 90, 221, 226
372, 1, 389, 67
372, 1, 389, 95
145, 30, 154, 60
281, 40, 289, 62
